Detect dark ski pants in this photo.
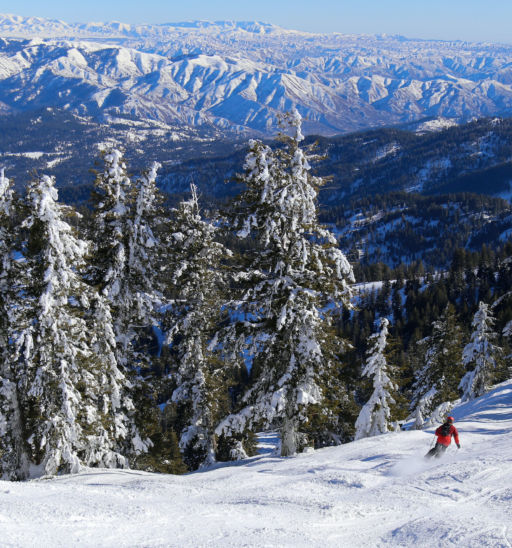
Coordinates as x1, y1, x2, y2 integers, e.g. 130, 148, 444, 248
425, 442, 448, 459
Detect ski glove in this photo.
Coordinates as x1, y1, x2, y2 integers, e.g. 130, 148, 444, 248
457, 444, 461, 449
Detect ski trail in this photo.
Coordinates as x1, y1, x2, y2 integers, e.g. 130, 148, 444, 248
0, 380, 510, 547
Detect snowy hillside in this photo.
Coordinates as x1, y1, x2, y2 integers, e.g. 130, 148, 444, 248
1, 380, 510, 547
1, 14, 512, 135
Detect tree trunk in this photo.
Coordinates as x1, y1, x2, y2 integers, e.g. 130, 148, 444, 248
1, 380, 30, 480
280, 417, 297, 456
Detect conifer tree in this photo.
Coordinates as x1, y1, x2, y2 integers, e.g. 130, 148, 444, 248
4, 175, 140, 478
89, 149, 133, 363
0, 169, 29, 479
129, 161, 162, 338
0, 168, 14, 366
0, 169, 14, 355
354, 318, 397, 439
459, 301, 502, 401
89, 149, 161, 368
411, 304, 464, 427
217, 111, 354, 456
164, 185, 230, 470
88, 151, 164, 455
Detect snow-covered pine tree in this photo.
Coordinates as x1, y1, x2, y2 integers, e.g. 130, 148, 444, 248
216, 110, 354, 456
0, 169, 14, 353
459, 301, 502, 401
0, 169, 29, 479
89, 149, 134, 365
0, 168, 14, 366
7, 175, 136, 478
0, 167, 13, 290
129, 161, 162, 343
89, 149, 161, 368
88, 149, 159, 463
411, 304, 464, 428
355, 318, 397, 440
164, 185, 230, 470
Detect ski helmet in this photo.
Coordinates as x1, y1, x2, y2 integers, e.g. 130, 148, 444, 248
446, 416, 454, 423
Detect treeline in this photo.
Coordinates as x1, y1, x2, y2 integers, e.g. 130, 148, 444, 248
352, 244, 501, 283
0, 107, 241, 204
313, 116, 512, 199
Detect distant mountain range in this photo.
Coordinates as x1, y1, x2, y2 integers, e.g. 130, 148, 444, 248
2, 14, 512, 269
1, 14, 512, 136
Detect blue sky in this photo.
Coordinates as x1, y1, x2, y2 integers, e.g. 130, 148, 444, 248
4, 0, 510, 43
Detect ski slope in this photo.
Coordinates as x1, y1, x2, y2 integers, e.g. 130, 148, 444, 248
1, 381, 511, 547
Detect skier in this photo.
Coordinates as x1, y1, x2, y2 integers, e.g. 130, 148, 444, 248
425, 416, 460, 459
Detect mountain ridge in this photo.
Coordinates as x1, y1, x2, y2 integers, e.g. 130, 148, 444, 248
2, 14, 512, 136
2, 13, 511, 45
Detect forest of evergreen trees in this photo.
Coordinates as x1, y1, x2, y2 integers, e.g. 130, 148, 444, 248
0, 111, 510, 480
342, 243, 512, 429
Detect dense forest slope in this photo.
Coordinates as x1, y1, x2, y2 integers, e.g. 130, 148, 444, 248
3, 110, 511, 268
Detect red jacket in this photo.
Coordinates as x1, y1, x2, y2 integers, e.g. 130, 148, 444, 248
435, 424, 459, 447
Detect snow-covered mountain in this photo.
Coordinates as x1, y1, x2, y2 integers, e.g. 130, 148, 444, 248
1, 380, 511, 546
2, 14, 512, 135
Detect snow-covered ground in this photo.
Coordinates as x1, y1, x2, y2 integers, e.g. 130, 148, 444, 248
415, 117, 459, 134
1, 381, 511, 547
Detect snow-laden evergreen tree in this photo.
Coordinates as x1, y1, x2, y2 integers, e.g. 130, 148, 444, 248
0, 168, 14, 367
88, 149, 160, 462
5, 175, 140, 478
129, 161, 162, 338
354, 318, 397, 440
89, 149, 161, 368
89, 149, 132, 350
216, 110, 354, 456
0, 169, 29, 479
164, 185, 230, 470
0, 169, 14, 352
459, 301, 502, 401
411, 304, 464, 428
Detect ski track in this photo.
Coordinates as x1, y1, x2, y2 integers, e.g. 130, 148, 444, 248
1, 381, 511, 547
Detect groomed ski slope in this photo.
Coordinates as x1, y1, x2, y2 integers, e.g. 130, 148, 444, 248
1, 381, 511, 547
